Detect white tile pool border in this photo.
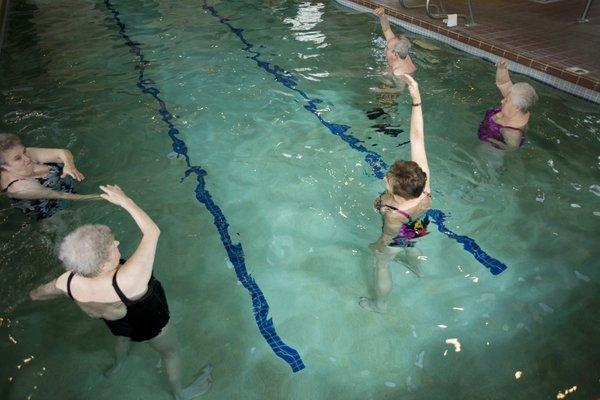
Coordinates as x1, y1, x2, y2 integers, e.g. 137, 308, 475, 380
334, 0, 600, 104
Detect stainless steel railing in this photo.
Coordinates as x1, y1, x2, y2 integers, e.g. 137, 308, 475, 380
400, 0, 445, 15
426, 0, 476, 26
578, 0, 594, 23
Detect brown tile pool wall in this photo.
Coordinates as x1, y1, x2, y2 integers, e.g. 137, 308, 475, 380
336, 0, 600, 103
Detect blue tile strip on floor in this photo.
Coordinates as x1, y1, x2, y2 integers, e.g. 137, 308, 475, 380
103, 0, 306, 372
204, 2, 507, 276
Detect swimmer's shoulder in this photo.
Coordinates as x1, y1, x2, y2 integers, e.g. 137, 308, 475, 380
55, 272, 71, 294
0, 171, 14, 191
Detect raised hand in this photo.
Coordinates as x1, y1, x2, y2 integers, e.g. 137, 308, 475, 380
495, 58, 509, 70
400, 74, 421, 101
100, 185, 132, 207
374, 7, 385, 18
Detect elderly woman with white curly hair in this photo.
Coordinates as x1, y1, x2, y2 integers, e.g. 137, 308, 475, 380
29, 185, 213, 400
477, 58, 538, 151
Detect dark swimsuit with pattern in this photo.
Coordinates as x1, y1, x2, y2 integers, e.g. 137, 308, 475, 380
1, 163, 73, 220
375, 193, 430, 248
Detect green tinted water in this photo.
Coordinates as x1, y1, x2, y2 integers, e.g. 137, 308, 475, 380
1, 0, 599, 399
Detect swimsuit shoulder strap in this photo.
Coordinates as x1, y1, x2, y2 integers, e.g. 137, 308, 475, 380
396, 209, 411, 219
112, 270, 132, 306
66, 272, 76, 300
381, 202, 411, 219
2, 179, 22, 192
498, 123, 525, 133
386, 204, 411, 217
491, 109, 525, 132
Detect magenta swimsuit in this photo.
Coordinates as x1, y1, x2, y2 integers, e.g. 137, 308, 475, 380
477, 107, 525, 149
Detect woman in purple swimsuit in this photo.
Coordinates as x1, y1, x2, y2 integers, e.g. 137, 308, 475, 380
360, 74, 431, 314
478, 59, 538, 151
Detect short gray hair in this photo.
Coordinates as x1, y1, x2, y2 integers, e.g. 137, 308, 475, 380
0, 133, 22, 165
59, 225, 115, 277
392, 36, 411, 59
510, 83, 538, 113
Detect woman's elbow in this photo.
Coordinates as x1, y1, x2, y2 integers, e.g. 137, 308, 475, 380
60, 149, 73, 160
148, 224, 161, 237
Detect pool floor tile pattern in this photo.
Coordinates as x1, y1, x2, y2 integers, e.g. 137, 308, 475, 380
365, 0, 600, 95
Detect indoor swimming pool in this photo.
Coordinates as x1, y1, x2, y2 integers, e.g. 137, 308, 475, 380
0, 0, 598, 399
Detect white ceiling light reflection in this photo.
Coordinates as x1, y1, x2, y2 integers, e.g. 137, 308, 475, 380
556, 386, 577, 399
284, 2, 330, 81
283, 2, 327, 45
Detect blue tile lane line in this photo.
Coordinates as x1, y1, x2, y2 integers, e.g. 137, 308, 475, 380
203, 2, 507, 276
103, 0, 305, 372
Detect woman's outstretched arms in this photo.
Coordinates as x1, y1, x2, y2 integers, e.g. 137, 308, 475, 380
6, 180, 100, 201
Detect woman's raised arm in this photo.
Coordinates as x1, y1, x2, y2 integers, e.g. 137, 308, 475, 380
402, 74, 431, 194
100, 185, 160, 293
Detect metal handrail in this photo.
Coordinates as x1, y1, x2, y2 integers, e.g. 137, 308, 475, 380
578, 0, 594, 23
426, 0, 476, 26
400, 0, 444, 14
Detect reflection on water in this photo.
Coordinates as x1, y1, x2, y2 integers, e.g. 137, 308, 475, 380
283, 2, 326, 46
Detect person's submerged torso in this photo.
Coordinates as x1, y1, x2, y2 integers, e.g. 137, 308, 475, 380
478, 107, 526, 148
68, 274, 147, 321
375, 191, 431, 245
67, 265, 170, 342
386, 50, 417, 76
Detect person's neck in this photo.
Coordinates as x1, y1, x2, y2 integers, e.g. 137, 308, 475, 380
7, 165, 37, 179
502, 107, 525, 121
98, 261, 120, 276
391, 193, 409, 204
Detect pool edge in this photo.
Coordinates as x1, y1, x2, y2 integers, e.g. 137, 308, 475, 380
334, 0, 600, 104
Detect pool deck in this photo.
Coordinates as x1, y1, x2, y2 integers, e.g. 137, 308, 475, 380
336, 0, 600, 103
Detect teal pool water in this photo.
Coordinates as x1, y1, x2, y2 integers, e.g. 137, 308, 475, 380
1, 1, 599, 399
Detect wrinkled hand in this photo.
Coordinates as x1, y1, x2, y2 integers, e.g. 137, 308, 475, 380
374, 7, 385, 18
100, 185, 132, 207
400, 74, 421, 100
496, 58, 508, 69
61, 164, 85, 181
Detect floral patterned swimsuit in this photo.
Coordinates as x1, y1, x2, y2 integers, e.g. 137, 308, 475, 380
375, 193, 430, 248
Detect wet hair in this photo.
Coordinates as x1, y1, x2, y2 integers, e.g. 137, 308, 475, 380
386, 160, 427, 199
59, 225, 115, 277
392, 35, 411, 59
0, 133, 22, 165
510, 83, 538, 113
